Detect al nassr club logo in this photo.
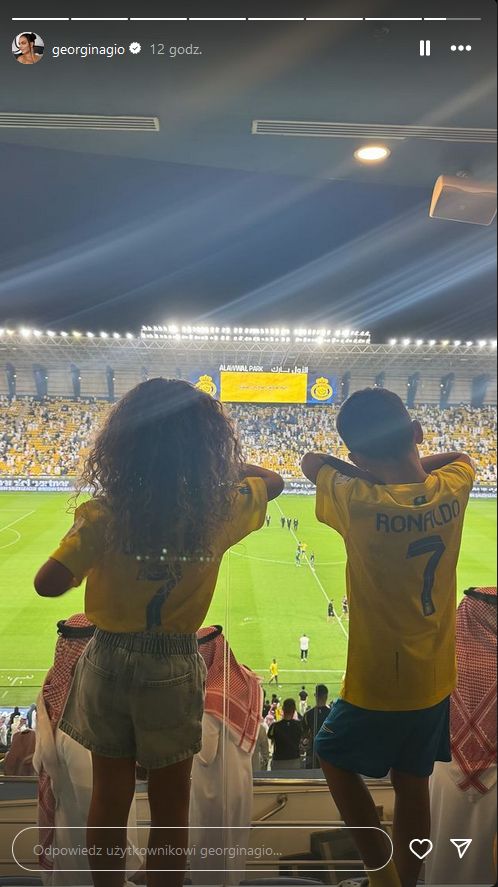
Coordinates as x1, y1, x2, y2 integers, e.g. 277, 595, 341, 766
310, 376, 333, 401
195, 374, 218, 397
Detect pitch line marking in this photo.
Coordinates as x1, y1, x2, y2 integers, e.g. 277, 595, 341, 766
273, 500, 349, 641
0, 529, 21, 550
0, 511, 34, 550
255, 668, 344, 673
0, 665, 50, 676
230, 549, 345, 567
0, 511, 35, 533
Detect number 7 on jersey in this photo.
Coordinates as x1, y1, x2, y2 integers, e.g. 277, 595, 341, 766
406, 535, 446, 616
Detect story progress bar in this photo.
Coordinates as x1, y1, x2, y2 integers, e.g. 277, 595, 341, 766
12, 16, 484, 22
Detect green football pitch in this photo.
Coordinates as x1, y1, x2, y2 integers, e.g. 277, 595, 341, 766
0, 493, 496, 708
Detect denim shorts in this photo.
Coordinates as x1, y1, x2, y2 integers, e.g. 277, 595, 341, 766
59, 628, 207, 769
315, 696, 451, 779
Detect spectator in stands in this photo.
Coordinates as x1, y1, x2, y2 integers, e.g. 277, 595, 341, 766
4, 720, 36, 776
252, 719, 270, 773
27, 702, 37, 729
8, 706, 21, 729
34, 378, 283, 887
303, 387, 475, 887
268, 699, 303, 770
0, 713, 7, 748
0, 397, 496, 487
425, 586, 497, 886
303, 685, 331, 769
264, 694, 279, 728
189, 625, 262, 885
33, 615, 140, 886
298, 686, 309, 716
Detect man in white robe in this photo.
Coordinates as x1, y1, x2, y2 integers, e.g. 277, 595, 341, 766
189, 626, 262, 887
426, 587, 497, 886
33, 614, 141, 887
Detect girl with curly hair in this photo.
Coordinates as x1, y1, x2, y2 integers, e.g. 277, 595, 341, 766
35, 378, 283, 887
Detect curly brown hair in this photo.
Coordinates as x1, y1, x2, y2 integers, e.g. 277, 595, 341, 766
78, 378, 243, 557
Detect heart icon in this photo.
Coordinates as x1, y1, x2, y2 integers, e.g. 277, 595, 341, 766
409, 839, 433, 860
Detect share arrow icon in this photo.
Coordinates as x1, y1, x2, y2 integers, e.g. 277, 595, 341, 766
450, 839, 472, 859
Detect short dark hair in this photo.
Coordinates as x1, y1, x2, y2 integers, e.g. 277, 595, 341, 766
315, 684, 328, 698
283, 698, 296, 715
337, 388, 414, 459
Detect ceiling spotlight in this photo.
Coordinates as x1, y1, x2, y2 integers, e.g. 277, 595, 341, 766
86, 331, 95, 338
402, 338, 411, 346
416, 339, 424, 346
354, 145, 391, 163
428, 339, 436, 346
389, 338, 397, 346
465, 341, 473, 347
125, 332, 134, 340
47, 330, 55, 337
60, 331, 68, 337
113, 332, 121, 339
478, 339, 486, 347
453, 340, 461, 347
100, 331, 109, 339
72, 331, 82, 338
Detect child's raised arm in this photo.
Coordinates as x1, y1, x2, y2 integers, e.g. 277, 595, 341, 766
34, 558, 76, 598
240, 463, 284, 500
420, 452, 474, 474
301, 452, 379, 486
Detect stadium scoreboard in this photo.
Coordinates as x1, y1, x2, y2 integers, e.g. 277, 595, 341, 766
191, 369, 337, 404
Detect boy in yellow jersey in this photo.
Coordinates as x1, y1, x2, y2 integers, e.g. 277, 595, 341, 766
302, 388, 475, 887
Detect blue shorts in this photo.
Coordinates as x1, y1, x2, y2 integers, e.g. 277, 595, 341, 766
315, 697, 451, 779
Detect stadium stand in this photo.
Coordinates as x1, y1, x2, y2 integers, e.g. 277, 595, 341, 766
0, 397, 496, 485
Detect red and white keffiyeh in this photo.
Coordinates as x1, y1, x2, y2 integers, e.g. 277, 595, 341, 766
450, 587, 497, 793
37, 614, 94, 872
197, 626, 262, 754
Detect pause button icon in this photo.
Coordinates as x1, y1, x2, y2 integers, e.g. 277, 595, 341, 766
420, 39, 431, 56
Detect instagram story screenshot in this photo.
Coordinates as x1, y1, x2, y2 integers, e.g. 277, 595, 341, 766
0, 1, 496, 886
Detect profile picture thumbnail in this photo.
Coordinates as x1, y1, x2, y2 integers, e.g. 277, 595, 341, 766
12, 32, 44, 65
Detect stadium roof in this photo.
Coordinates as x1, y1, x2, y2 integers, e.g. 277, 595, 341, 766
0, 0, 496, 337
1, 330, 496, 374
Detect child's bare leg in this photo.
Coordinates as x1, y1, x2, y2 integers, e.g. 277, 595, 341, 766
319, 758, 392, 871
87, 753, 137, 887
391, 769, 431, 887
146, 757, 193, 887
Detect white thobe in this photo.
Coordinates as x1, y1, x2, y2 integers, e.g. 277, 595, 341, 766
189, 714, 253, 886
33, 694, 141, 886
425, 760, 497, 886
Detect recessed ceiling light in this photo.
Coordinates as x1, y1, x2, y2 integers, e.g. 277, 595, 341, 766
354, 145, 391, 163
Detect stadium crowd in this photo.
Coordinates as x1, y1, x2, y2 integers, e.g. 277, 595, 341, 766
0, 396, 496, 485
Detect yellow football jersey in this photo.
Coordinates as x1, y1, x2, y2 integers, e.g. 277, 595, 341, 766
51, 478, 267, 633
316, 460, 475, 711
